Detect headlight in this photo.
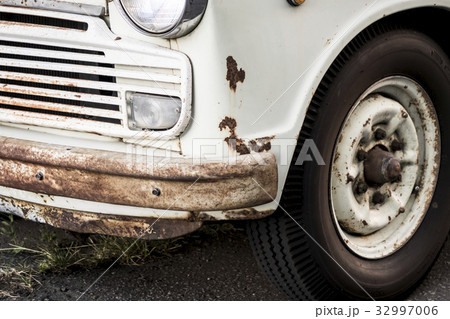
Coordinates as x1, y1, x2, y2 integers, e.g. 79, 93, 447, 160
116, 0, 208, 38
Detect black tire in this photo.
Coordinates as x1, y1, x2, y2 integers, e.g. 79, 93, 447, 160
248, 24, 450, 300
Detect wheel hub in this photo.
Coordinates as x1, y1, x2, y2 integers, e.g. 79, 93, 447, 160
364, 146, 402, 185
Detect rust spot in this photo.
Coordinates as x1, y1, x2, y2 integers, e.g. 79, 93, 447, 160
188, 211, 218, 221
346, 173, 354, 184
115, 37, 121, 41
223, 208, 274, 220
226, 56, 245, 92
248, 136, 275, 152
334, 152, 340, 162
219, 117, 274, 155
363, 118, 371, 127
362, 220, 368, 226
219, 116, 250, 155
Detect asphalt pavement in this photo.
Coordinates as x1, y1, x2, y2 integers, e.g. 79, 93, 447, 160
0, 219, 447, 301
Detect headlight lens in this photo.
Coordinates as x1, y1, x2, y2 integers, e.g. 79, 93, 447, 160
120, 0, 186, 34
129, 93, 182, 130
116, 0, 208, 38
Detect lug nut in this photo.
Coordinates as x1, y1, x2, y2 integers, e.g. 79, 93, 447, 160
390, 140, 404, 152
398, 207, 405, 214
356, 182, 368, 194
372, 191, 385, 205
413, 186, 420, 195
374, 128, 387, 140
356, 150, 368, 161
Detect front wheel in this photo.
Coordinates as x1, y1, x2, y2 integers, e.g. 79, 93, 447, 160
248, 25, 450, 300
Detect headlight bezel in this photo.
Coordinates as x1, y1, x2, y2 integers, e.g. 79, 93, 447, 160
114, 0, 208, 39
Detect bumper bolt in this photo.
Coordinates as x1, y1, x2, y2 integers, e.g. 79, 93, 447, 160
372, 191, 385, 205
374, 128, 387, 140
357, 150, 368, 161
390, 140, 404, 152
35, 172, 44, 181
152, 188, 161, 196
356, 182, 368, 194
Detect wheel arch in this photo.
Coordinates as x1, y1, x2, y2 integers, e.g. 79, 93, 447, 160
301, 4, 450, 130
278, 3, 450, 199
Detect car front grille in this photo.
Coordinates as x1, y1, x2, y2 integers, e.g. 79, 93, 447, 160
0, 39, 121, 125
0, 7, 191, 140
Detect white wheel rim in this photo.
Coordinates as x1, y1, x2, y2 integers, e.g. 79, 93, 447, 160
330, 76, 440, 259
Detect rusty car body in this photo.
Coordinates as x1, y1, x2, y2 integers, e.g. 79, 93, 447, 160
0, 0, 449, 300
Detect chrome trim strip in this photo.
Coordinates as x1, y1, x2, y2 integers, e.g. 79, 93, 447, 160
0, 0, 105, 17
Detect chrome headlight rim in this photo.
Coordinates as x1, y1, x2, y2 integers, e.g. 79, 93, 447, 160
114, 0, 208, 39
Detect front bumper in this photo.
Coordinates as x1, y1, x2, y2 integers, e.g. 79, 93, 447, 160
0, 195, 204, 240
0, 137, 278, 238
0, 137, 277, 211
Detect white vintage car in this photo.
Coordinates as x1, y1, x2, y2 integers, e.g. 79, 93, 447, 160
0, 0, 448, 300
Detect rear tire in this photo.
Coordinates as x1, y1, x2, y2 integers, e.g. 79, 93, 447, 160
248, 24, 450, 300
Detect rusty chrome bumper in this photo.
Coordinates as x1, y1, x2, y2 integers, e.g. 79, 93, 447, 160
0, 196, 204, 240
0, 137, 278, 238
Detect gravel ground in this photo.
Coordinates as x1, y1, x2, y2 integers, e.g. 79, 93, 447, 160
0, 218, 448, 301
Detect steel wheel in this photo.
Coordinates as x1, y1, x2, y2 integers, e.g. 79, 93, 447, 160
331, 77, 440, 259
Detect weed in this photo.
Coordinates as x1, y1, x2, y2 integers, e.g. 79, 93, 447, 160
0, 214, 15, 238
2, 222, 239, 270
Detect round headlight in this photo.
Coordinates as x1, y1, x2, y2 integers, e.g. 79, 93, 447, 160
120, 0, 185, 34
116, 0, 208, 38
